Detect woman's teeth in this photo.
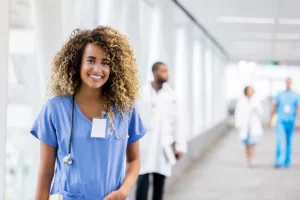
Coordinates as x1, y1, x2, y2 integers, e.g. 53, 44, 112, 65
89, 75, 103, 80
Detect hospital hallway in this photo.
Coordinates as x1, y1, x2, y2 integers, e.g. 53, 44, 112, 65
164, 126, 300, 200
3, 0, 300, 199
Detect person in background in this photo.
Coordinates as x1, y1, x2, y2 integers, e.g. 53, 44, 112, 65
270, 77, 300, 168
235, 86, 263, 167
30, 26, 147, 200
135, 62, 187, 200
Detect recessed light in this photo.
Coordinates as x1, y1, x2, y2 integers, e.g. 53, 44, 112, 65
248, 62, 257, 70
236, 32, 273, 40
276, 33, 300, 40
278, 18, 300, 25
217, 16, 275, 24
238, 61, 247, 68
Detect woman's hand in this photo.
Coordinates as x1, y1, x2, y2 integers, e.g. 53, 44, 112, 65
104, 189, 128, 200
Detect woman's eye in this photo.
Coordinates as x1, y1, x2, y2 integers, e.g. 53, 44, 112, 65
102, 62, 110, 66
87, 59, 95, 63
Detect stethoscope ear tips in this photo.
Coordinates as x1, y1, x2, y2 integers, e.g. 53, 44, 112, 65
63, 154, 73, 166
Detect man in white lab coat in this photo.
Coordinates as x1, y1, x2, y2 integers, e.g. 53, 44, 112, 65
135, 62, 187, 200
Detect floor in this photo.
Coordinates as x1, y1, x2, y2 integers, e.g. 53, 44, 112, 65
165, 128, 300, 200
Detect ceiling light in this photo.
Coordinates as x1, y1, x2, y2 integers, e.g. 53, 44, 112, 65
276, 33, 300, 40
217, 16, 275, 24
238, 61, 247, 68
235, 32, 300, 40
238, 61, 257, 73
278, 18, 300, 25
248, 62, 257, 70
236, 32, 273, 40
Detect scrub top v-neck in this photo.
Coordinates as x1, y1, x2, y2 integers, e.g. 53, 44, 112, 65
30, 96, 147, 200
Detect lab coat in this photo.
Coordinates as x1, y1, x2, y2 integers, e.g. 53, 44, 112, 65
235, 96, 263, 140
136, 83, 187, 177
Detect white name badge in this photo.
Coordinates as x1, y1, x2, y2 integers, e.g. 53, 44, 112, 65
284, 104, 291, 113
91, 118, 107, 138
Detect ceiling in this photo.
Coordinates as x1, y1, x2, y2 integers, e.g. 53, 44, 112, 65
179, 0, 300, 65
9, 0, 300, 65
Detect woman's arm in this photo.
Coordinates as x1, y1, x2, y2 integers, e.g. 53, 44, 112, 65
120, 141, 140, 195
35, 142, 57, 200
104, 141, 140, 200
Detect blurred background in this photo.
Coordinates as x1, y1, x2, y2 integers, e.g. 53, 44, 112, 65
1, 0, 300, 199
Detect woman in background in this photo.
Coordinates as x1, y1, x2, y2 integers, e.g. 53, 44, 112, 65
235, 86, 263, 167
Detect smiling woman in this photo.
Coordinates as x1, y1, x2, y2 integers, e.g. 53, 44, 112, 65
80, 44, 111, 89
49, 27, 140, 114
30, 26, 147, 200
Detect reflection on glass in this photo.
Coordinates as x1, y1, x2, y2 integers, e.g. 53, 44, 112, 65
7, 0, 38, 199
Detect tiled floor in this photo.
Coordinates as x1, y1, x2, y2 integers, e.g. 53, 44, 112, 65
165, 128, 300, 200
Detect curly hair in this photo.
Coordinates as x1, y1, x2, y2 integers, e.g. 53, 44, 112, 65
48, 26, 140, 116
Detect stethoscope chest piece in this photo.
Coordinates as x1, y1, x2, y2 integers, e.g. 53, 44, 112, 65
63, 154, 73, 166
116, 134, 129, 139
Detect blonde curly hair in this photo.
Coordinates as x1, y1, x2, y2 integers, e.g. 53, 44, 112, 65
48, 26, 140, 115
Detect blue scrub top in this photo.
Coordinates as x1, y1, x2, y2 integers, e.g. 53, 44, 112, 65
274, 90, 300, 122
30, 96, 147, 200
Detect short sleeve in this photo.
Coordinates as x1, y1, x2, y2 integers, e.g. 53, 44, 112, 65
30, 99, 58, 148
127, 107, 147, 145
297, 94, 300, 106
273, 94, 280, 104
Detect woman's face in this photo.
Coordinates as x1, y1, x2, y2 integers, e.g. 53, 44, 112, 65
246, 87, 254, 97
80, 43, 111, 90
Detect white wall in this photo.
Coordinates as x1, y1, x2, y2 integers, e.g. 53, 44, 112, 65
227, 64, 300, 101
226, 63, 300, 122
0, 1, 9, 199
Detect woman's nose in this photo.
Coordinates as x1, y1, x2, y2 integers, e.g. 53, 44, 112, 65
93, 63, 102, 72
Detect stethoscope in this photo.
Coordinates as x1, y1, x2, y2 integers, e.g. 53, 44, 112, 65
63, 95, 75, 166
63, 95, 129, 166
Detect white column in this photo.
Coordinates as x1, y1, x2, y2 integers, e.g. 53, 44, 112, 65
32, 0, 63, 98
211, 49, 217, 124
76, 0, 97, 29
192, 38, 203, 136
0, 0, 9, 198
158, 1, 176, 84
158, 1, 172, 63
61, 0, 77, 39
28, 2, 63, 197
61, 0, 97, 39
138, 1, 154, 82
98, 0, 127, 30
188, 25, 195, 136
98, 0, 114, 26
145, 5, 161, 82
204, 44, 213, 129
174, 27, 190, 139
124, 0, 140, 63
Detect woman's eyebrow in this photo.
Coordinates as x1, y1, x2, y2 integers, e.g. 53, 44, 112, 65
86, 56, 96, 59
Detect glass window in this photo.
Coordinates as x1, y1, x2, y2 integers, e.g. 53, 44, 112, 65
204, 46, 212, 128
174, 27, 191, 138
191, 39, 203, 136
